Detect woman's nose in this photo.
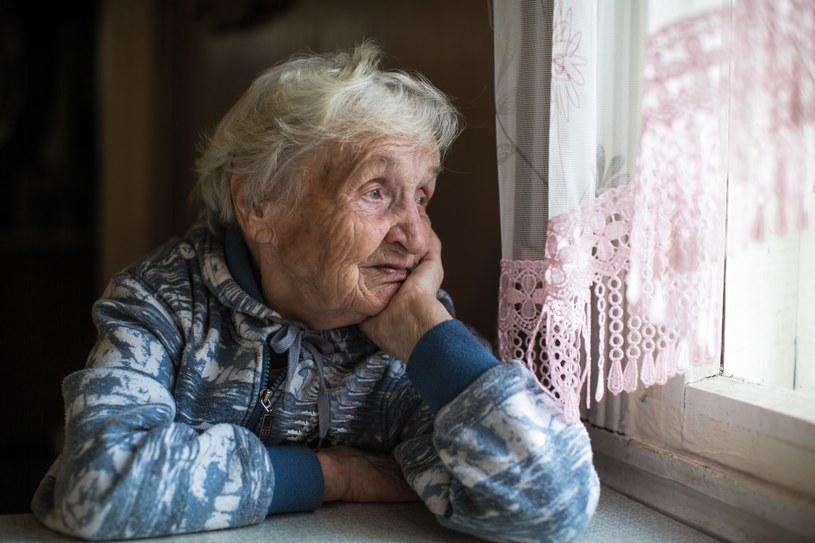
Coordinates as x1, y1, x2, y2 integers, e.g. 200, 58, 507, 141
384, 202, 428, 254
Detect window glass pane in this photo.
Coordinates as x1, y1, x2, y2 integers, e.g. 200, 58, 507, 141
724, 125, 814, 393
723, 225, 798, 388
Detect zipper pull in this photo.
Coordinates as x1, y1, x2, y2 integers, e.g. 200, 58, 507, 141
258, 388, 274, 442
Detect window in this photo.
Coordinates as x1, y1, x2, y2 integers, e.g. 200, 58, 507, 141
723, 160, 815, 393
589, 108, 815, 543
585, 4, 815, 536
492, 1, 815, 536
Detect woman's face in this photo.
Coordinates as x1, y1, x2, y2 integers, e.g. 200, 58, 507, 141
257, 140, 442, 330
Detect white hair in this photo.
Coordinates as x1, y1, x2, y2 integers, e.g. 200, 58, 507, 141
192, 40, 462, 229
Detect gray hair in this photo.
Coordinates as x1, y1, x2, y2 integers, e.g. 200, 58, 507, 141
192, 40, 462, 229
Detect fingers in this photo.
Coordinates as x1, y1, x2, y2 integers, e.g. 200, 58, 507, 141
359, 230, 451, 361
316, 446, 419, 503
407, 230, 444, 295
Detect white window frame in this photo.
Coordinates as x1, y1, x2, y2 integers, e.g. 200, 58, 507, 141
588, 375, 815, 541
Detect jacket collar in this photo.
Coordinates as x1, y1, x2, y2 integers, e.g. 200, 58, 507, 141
224, 224, 266, 304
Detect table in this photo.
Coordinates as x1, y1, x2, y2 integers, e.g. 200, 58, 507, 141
0, 502, 476, 543
0, 486, 717, 542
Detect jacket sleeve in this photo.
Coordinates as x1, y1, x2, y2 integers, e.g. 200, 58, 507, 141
31, 273, 323, 540
393, 320, 600, 543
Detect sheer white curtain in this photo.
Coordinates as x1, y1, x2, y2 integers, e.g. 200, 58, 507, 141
494, 0, 814, 422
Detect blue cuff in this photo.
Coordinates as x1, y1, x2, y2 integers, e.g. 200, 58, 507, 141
407, 320, 500, 413
266, 445, 324, 515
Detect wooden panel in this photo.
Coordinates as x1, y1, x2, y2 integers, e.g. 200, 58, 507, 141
97, 0, 165, 285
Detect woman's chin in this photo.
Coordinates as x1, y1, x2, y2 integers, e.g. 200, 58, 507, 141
373, 283, 402, 305
354, 286, 399, 319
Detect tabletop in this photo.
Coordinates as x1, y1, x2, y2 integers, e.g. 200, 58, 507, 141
0, 486, 717, 542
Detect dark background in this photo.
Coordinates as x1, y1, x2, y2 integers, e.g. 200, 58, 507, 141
0, 0, 98, 515
0, 0, 500, 514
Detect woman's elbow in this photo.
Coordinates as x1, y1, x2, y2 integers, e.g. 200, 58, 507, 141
501, 458, 601, 543
31, 472, 105, 541
542, 466, 601, 542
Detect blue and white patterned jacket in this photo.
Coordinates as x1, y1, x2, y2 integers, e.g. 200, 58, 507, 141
31, 225, 599, 542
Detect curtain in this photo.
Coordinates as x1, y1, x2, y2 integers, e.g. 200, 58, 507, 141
493, 0, 814, 421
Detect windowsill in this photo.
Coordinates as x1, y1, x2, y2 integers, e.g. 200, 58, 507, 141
684, 376, 815, 497
588, 375, 815, 542
687, 376, 815, 427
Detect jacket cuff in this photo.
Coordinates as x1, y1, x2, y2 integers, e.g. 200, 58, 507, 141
407, 319, 500, 413
266, 445, 324, 515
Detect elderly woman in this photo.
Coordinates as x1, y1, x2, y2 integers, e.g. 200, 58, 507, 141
32, 42, 599, 542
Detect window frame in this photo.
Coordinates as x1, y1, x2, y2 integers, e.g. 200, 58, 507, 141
589, 242, 815, 542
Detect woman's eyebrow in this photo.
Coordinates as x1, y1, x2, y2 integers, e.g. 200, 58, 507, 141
362, 155, 395, 170
350, 155, 392, 177
378, 157, 443, 178
353, 155, 442, 181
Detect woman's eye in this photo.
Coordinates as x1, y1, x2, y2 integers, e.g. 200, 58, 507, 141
365, 188, 383, 200
417, 195, 428, 207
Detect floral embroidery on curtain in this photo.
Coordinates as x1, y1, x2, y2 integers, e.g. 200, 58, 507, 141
494, 0, 814, 421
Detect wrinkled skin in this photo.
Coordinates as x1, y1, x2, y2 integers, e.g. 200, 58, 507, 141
234, 140, 444, 330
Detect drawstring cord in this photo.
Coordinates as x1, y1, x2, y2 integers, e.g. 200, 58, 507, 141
268, 322, 332, 448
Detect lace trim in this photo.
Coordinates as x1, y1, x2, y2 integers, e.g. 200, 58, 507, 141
498, 182, 724, 420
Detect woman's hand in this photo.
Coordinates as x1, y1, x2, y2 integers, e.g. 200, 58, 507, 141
360, 231, 452, 362
317, 445, 420, 503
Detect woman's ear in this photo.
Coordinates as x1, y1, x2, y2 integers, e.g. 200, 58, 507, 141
230, 176, 276, 244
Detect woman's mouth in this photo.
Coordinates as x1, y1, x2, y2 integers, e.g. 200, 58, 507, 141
374, 265, 409, 280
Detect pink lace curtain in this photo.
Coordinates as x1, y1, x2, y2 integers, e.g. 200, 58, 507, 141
493, 0, 814, 420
